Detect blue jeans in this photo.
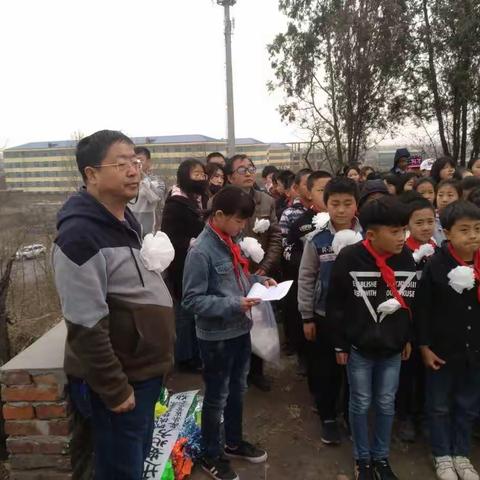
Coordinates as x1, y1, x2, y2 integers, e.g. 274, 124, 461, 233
347, 349, 401, 461
199, 333, 251, 458
70, 376, 163, 480
426, 355, 480, 457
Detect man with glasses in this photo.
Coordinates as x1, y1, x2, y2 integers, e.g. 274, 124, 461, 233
129, 146, 166, 237
52, 130, 175, 479
226, 154, 282, 391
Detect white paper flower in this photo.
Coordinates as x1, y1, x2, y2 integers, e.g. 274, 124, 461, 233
448, 266, 475, 294
253, 218, 270, 234
332, 229, 363, 255
140, 231, 175, 272
312, 212, 330, 230
412, 243, 435, 263
240, 237, 265, 264
377, 298, 401, 315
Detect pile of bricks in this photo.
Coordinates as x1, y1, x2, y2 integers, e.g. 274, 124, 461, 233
1, 370, 72, 480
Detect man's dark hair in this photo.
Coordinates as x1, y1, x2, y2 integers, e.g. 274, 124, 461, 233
440, 200, 480, 230
324, 176, 359, 205
461, 176, 480, 192
207, 151, 225, 163
307, 170, 332, 190
262, 165, 279, 178
210, 185, 255, 219
134, 146, 151, 159
399, 191, 435, 216
76, 130, 134, 182
224, 154, 253, 176
276, 170, 295, 190
294, 168, 313, 186
359, 196, 410, 230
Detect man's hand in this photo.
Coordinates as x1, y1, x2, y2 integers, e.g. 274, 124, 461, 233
401, 342, 412, 361
263, 278, 278, 288
420, 346, 446, 370
240, 297, 261, 312
336, 352, 349, 365
303, 322, 316, 342
255, 268, 267, 276
111, 390, 135, 413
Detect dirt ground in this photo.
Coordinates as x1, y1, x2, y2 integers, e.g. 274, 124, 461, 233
169, 355, 480, 480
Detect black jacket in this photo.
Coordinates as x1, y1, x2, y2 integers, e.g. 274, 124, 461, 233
326, 242, 417, 358
161, 195, 206, 300
413, 243, 480, 360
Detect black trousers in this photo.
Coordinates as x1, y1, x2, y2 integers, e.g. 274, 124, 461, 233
396, 347, 425, 420
283, 280, 306, 355
306, 318, 346, 421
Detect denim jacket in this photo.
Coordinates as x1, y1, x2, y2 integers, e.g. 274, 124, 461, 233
182, 224, 266, 341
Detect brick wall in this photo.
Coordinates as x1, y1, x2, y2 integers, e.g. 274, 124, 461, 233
0, 323, 92, 480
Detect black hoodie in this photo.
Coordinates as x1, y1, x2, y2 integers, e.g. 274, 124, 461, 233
53, 190, 174, 409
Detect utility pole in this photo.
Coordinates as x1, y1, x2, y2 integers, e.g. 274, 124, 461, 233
217, 0, 236, 157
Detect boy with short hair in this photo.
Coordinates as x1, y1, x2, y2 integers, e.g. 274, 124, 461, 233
414, 201, 480, 480
327, 196, 416, 480
282, 171, 332, 359
298, 176, 361, 445
396, 192, 437, 442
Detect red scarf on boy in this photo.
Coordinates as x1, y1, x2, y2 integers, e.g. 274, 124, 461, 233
448, 243, 480, 302
209, 221, 250, 278
405, 236, 436, 252
362, 239, 409, 313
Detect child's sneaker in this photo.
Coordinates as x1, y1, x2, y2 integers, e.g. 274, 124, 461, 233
200, 456, 239, 480
453, 456, 479, 480
355, 460, 374, 480
372, 458, 399, 479
434, 456, 459, 480
224, 440, 267, 464
321, 420, 341, 445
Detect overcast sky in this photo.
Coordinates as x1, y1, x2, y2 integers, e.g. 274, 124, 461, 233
0, 0, 308, 148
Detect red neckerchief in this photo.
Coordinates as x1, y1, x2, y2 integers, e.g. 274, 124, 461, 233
362, 239, 410, 314
405, 236, 436, 252
209, 221, 250, 278
447, 243, 480, 301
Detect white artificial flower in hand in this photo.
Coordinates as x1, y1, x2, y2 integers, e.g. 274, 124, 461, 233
312, 212, 330, 231
412, 243, 435, 263
240, 237, 265, 264
377, 298, 401, 315
253, 218, 270, 234
448, 266, 475, 294
332, 229, 363, 255
140, 231, 175, 272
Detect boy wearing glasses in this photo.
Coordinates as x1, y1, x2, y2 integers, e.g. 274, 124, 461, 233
52, 130, 175, 479
226, 154, 282, 391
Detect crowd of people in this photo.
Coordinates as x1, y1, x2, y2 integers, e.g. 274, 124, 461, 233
51, 131, 480, 480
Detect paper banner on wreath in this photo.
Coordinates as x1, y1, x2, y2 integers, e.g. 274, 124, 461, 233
143, 390, 199, 480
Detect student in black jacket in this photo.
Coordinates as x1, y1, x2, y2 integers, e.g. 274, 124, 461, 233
414, 201, 480, 480
327, 196, 416, 480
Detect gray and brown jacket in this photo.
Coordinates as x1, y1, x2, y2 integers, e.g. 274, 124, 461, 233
52, 190, 175, 409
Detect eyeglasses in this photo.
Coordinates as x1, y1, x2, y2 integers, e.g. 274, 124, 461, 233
93, 158, 143, 172
234, 166, 257, 176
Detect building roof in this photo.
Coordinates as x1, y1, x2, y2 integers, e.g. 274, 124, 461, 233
6, 134, 273, 151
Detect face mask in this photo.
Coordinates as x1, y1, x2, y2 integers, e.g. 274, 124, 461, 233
184, 179, 208, 195
209, 184, 223, 195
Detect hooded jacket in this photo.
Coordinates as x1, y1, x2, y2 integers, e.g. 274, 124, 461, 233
52, 190, 175, 409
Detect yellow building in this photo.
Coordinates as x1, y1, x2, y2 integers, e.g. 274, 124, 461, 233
4, 134, 292, 193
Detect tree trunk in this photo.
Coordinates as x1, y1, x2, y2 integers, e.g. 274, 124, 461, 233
422, 0, 450, 156
0, 257, 13, 366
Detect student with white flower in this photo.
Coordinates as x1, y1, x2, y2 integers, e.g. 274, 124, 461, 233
182, 186, 275, 480
298, 177, 361, 445
414, 201, 480, 480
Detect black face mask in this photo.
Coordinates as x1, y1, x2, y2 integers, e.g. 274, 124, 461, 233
184, 178, 208, 195
209, 183, 223, 195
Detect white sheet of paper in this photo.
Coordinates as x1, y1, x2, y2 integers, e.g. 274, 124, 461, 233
247, 280, 293, 302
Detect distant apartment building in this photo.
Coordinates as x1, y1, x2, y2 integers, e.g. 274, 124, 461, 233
3, 134, 292, 193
